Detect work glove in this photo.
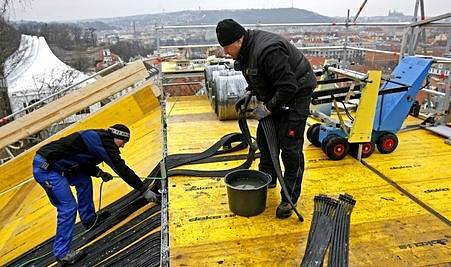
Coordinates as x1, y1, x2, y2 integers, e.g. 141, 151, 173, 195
253, 104, 271, 120
235, 91, 252, 112
97, 170, 113, 182
143, 188, 160, 203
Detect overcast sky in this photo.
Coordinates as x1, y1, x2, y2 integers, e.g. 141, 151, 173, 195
9, 0, 451, 22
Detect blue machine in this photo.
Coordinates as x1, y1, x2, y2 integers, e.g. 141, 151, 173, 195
372, 57, 433, 141
307, 56, 434, 160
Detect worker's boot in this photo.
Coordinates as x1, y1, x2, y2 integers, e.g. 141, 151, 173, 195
57, 250, 85, 265
83, 211, 110, 230
276, 202, 294, 219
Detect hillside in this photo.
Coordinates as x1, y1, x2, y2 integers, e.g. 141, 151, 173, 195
83, 8, 332, 28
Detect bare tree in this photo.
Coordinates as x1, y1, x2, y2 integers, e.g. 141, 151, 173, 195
0, 0, 27, 118
0, 0, 28, 162
1, 0, 29, 16
0, 18, 19, 118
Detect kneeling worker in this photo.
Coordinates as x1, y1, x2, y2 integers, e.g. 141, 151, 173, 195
32, 124, 158, 264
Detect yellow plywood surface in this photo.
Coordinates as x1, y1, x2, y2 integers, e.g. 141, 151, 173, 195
0, 81, 159, 193
167, 96, 450, 266
363, 128, 451, 220
0, 88, 162, 265
1, 95, 450, 266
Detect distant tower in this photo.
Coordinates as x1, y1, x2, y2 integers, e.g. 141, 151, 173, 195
133, 21, 137, 40
447, 29, 451, 53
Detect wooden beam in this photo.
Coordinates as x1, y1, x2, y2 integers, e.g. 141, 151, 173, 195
0, 60, 149, 150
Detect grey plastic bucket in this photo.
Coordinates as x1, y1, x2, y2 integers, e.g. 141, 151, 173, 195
224, 169, 271, 217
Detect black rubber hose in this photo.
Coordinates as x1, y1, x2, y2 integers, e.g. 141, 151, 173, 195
146, 133, 252, 180
260, 117, 304, 221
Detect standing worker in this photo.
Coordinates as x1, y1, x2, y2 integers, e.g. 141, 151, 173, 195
216, 19, 317, 219
32, 124, 158, 264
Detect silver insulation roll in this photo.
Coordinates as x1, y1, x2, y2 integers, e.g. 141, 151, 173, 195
204, 65, 226, 101
215, 74, 259, 120
211, 69, 242, 113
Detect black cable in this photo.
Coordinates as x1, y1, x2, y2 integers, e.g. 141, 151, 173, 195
340, 101, 355, 122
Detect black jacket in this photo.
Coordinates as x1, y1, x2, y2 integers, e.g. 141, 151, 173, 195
36, 129, 145, 192
237, 29, 317, 112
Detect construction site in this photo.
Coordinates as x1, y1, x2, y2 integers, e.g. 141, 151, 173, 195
0, 1, 450, 266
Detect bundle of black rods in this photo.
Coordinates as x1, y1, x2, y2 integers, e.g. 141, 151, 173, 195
300, 193, 356, 267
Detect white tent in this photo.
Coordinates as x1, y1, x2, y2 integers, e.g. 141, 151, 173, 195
5, 35, 95, 117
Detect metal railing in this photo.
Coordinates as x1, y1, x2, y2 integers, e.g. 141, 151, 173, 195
154, 12, 451, 65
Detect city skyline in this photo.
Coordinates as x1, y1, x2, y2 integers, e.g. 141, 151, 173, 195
8, 0, 451, 22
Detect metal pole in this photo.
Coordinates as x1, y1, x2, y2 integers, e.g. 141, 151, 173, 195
157, 21, 448, 31
421, 88, 446, 97
4, 146, 14, 158
158, 53, 170, 266
447, 29, 451, 54
440, 77, 451, 124
419, 0, 427, 54
326, 66, 368, 81
399, 28, 410, 62
409, 12, 451, 27
343, 9, 350, 67
353, 0, 368, 23
408, 0, 420, 55
346, 46, 400, 56
159, 22, 413, 30
156, 25, 161, 56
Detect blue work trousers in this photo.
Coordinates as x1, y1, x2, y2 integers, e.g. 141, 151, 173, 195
32, 154, 95, 259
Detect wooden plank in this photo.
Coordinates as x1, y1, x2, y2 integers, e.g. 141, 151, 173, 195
0, 61, 149, 149
0, 81, 160, 193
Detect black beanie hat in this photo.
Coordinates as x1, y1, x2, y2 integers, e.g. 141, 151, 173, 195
216, 19, 246, 46
108, 124, 130, 141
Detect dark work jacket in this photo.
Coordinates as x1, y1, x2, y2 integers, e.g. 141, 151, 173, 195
36, 129, 145, 192
237, 29, 317, 112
